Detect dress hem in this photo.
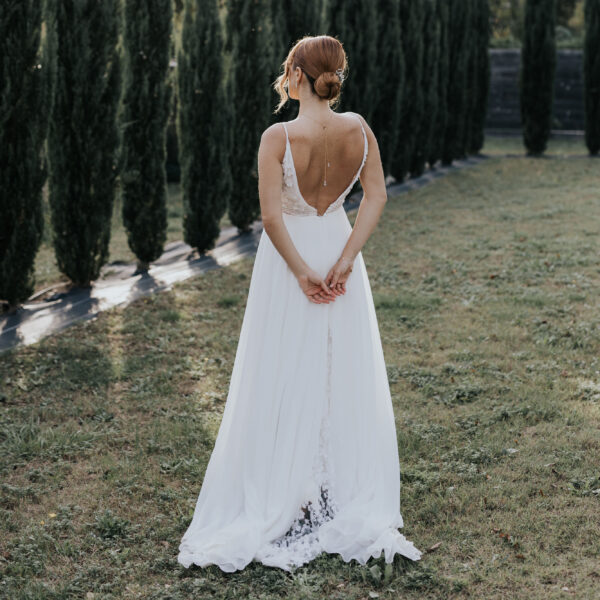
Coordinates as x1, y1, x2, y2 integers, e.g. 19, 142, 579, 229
177, 527, 423, 574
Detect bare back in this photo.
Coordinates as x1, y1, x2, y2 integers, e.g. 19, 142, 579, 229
281, 112, 368, 217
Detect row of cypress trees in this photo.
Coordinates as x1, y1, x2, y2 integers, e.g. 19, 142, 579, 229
180, 0, 492, 239
3, 0, 599, 312
0, 0, 491, 311
520, 0, 600, 156
12, 1, 600, 312
1, 0, 168, 311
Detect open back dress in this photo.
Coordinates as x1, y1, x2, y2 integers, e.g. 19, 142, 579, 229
177, 113, 422, 572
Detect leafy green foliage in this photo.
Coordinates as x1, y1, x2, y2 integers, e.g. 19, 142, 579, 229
584, 0, 600, 154
467, 0, 492, 154
391, 0, 425, 181
428, 0, 450, 167
442, 0, 472, 164
327, 0, 379, 123
93, 509, 131, 540
519, 0, 557, 155
371, 0, 405, 177
0, 1, 50, 310
177, 0, 232, 250
119, 0, 173, 267
46, 0, 121, 286
225, 0, 275, 232
410, 0, 439, 177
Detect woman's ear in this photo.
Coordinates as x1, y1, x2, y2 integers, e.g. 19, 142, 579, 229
294, 66, 302, 87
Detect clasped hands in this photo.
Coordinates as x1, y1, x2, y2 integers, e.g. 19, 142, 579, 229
296, 255, 355, 304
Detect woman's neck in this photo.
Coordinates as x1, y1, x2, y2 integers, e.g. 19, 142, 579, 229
297, 101, 335, 121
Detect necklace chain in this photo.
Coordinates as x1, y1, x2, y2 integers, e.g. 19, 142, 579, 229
300, 111, 333, 128
299, 112, 333, 187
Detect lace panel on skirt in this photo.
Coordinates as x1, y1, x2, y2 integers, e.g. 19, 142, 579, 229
258, 318, 338, 569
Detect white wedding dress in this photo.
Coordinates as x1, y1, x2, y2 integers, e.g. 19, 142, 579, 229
178, 114, 422, 572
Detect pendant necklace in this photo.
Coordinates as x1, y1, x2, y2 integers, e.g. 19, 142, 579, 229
300, 112, 333, 187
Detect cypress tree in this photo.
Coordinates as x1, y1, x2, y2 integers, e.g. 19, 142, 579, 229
225, 0, 274, 232
371, 0, 405, 178
275, 1, 324, 59
410, 0, 439, 177
441, 0, 471, 165
462, 0, 478, 158
391, 0, 425, 181
519, 0, 557, 156
271, 0, 325, 123
177, 0, 232, 252
326, 0, 379, 123
46, 0, 121, 287
584, 0, 600, 155
119, 0, 172, 271
270, 0, 288, 121
428, 0, 449, 168
468, 0, 491, 155
0, 1, 52, 311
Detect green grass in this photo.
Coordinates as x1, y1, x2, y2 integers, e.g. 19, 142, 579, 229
1, 152, 599, 599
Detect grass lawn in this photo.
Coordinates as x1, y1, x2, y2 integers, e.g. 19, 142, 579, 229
1, 150, 599, 599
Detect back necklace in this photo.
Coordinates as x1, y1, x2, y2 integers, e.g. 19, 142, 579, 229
300, 112, 334, 187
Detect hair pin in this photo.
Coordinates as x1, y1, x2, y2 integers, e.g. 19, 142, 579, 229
335, 68, 345, 83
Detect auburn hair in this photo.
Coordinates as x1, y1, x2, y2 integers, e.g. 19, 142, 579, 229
272, 35, 347, 114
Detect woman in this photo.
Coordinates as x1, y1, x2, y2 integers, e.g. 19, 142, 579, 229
178, 35, 422, 573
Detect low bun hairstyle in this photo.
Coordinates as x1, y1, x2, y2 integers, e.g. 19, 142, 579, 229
273, 35, 347, 113
314, 71, 342, 101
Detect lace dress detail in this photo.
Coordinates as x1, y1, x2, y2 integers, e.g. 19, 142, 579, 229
258, 320, 337, 570
280, 114, 368, 217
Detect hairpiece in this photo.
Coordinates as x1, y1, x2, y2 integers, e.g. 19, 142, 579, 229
335, 68, 345, 83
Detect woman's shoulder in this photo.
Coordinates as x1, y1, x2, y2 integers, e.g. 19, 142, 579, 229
259, 122, 288, 162
260, 122, 288, 153
261, 121, 287, 140
341, 111, 368, 130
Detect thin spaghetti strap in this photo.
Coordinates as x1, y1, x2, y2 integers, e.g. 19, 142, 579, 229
353, 112, 366, 135
353, 113, 368, 164
281, 122, 289, 143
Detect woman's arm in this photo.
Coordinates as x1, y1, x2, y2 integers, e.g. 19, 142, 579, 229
340, 112, 388, 260
325, 113, 388, 289
257, 124, 309, 279
257, 124, 336, 303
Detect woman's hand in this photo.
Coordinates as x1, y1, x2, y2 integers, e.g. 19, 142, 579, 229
325, 255, 355, 295
297, 267, 337, 304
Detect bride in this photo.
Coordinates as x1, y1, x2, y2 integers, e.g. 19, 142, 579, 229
178, 34, 422, 573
